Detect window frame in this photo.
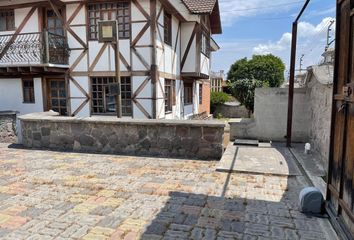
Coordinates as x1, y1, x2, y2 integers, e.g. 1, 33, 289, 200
199, 83, 203, 105
22, 78, 35, 104
201, 31, 210, 57
0, 10, 15, 32
46, 9, 64, 36
90, 76, 132, 116
87, 2, 131, 41
164, 11, 172, 46
164, 79, 175, 113
184, 82, 193, 105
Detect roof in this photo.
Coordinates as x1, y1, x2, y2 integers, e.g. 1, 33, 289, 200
181, 0, 217, 14
181, 0, 222, 34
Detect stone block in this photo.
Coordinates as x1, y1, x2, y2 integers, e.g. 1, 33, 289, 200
41, 127, 51, 136
79, 134, 94, 147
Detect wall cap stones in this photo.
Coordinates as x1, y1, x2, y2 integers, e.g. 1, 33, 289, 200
19, 112, 226, 128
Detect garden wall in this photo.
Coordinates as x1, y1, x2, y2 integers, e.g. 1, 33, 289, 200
19, 112, 225, 160
0, 111, 17, 143
230, 88, 310, 142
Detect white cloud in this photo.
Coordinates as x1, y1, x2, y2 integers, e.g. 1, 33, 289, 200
253, 33, 292, 55
252, 17, 335, 70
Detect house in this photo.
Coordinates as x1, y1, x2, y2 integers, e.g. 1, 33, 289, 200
0, 0, 222, 120
210, 70, 225, 92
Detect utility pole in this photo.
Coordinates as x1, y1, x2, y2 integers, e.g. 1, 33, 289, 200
286, 0, 311, 147
326, 20, 335, 51
299, 54, 305, 74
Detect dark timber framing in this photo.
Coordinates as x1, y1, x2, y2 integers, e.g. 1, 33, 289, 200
0, 0, 218, 119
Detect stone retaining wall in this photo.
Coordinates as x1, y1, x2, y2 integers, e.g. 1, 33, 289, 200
0, 111, 17, 143
19, 112, 225, 160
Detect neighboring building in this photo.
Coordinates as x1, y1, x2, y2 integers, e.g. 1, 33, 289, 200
0, 0, 222, 120
210, 70, 225, 92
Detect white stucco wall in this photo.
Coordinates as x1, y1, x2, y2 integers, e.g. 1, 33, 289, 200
0, 78, 43, 115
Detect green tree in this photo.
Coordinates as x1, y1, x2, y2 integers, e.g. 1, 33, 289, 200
228, 54, 285, 87
228, 79, 263, 112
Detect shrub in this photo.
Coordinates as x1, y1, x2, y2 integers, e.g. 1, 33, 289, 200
210, 91, 229, 115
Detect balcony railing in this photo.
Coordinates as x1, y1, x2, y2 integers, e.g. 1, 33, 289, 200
0, 31, 70, 66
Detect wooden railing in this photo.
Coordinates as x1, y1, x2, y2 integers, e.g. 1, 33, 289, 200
0, 31, 70, 65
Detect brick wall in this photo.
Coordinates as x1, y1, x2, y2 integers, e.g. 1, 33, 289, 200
198, 82, 211, 115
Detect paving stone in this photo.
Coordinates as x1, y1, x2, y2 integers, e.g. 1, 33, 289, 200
244, 223, 270, 237
205, 228, 217, 240
164, 229, 190, 239
141, 233, 163, 240
191, 227, 204, 239
217, 230, 243, 239
60, 224, 82, 238
0, 145, 338, 240
97, 216, 123, 229
19, 207, 45, 218
0, 228, 11, 237
219, 220, 245, 232
144, 221, 169, 235
54, 202, 76, 212
90, 206, 115, 216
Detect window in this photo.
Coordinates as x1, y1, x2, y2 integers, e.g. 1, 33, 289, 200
164, 12, 172, 46
48, 79, 67, 115
22, 79, 35, 103
201, 32, 210, 57
88, 2, 130, 40
91, 77, 132, 116
46, 9, 64, 35
199, 83, 203, 104
165, 79, 175, 113
0, 10, 15, 31
184, 83, 193, 105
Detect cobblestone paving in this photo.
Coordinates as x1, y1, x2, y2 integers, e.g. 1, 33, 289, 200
0, 144, 337, 240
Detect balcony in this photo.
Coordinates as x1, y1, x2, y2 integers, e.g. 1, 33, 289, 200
0, 31, 70, 76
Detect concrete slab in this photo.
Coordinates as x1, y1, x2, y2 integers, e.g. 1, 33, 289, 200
217, 143, 301, 176
289, 143, 328, 197
234, 139, 259, 146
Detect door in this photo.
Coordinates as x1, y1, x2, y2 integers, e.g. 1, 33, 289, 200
47, 79, 68, 116
327, 0, 354, 239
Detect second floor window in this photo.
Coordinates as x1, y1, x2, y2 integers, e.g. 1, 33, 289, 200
0, 10, 15, 31
164, 12, 172, 46
201, 32, 210, 57
47, 10, 64, 35
88, 2, 130, 40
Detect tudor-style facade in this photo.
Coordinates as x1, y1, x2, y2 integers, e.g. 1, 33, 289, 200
0, 0, 221, 119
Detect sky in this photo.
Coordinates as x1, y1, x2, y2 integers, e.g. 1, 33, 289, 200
212, 0, 336, 78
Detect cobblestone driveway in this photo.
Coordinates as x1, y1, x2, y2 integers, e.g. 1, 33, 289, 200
0, 144, 337, 240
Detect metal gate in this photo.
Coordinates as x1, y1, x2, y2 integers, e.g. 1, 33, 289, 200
327, 0, 354, 239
